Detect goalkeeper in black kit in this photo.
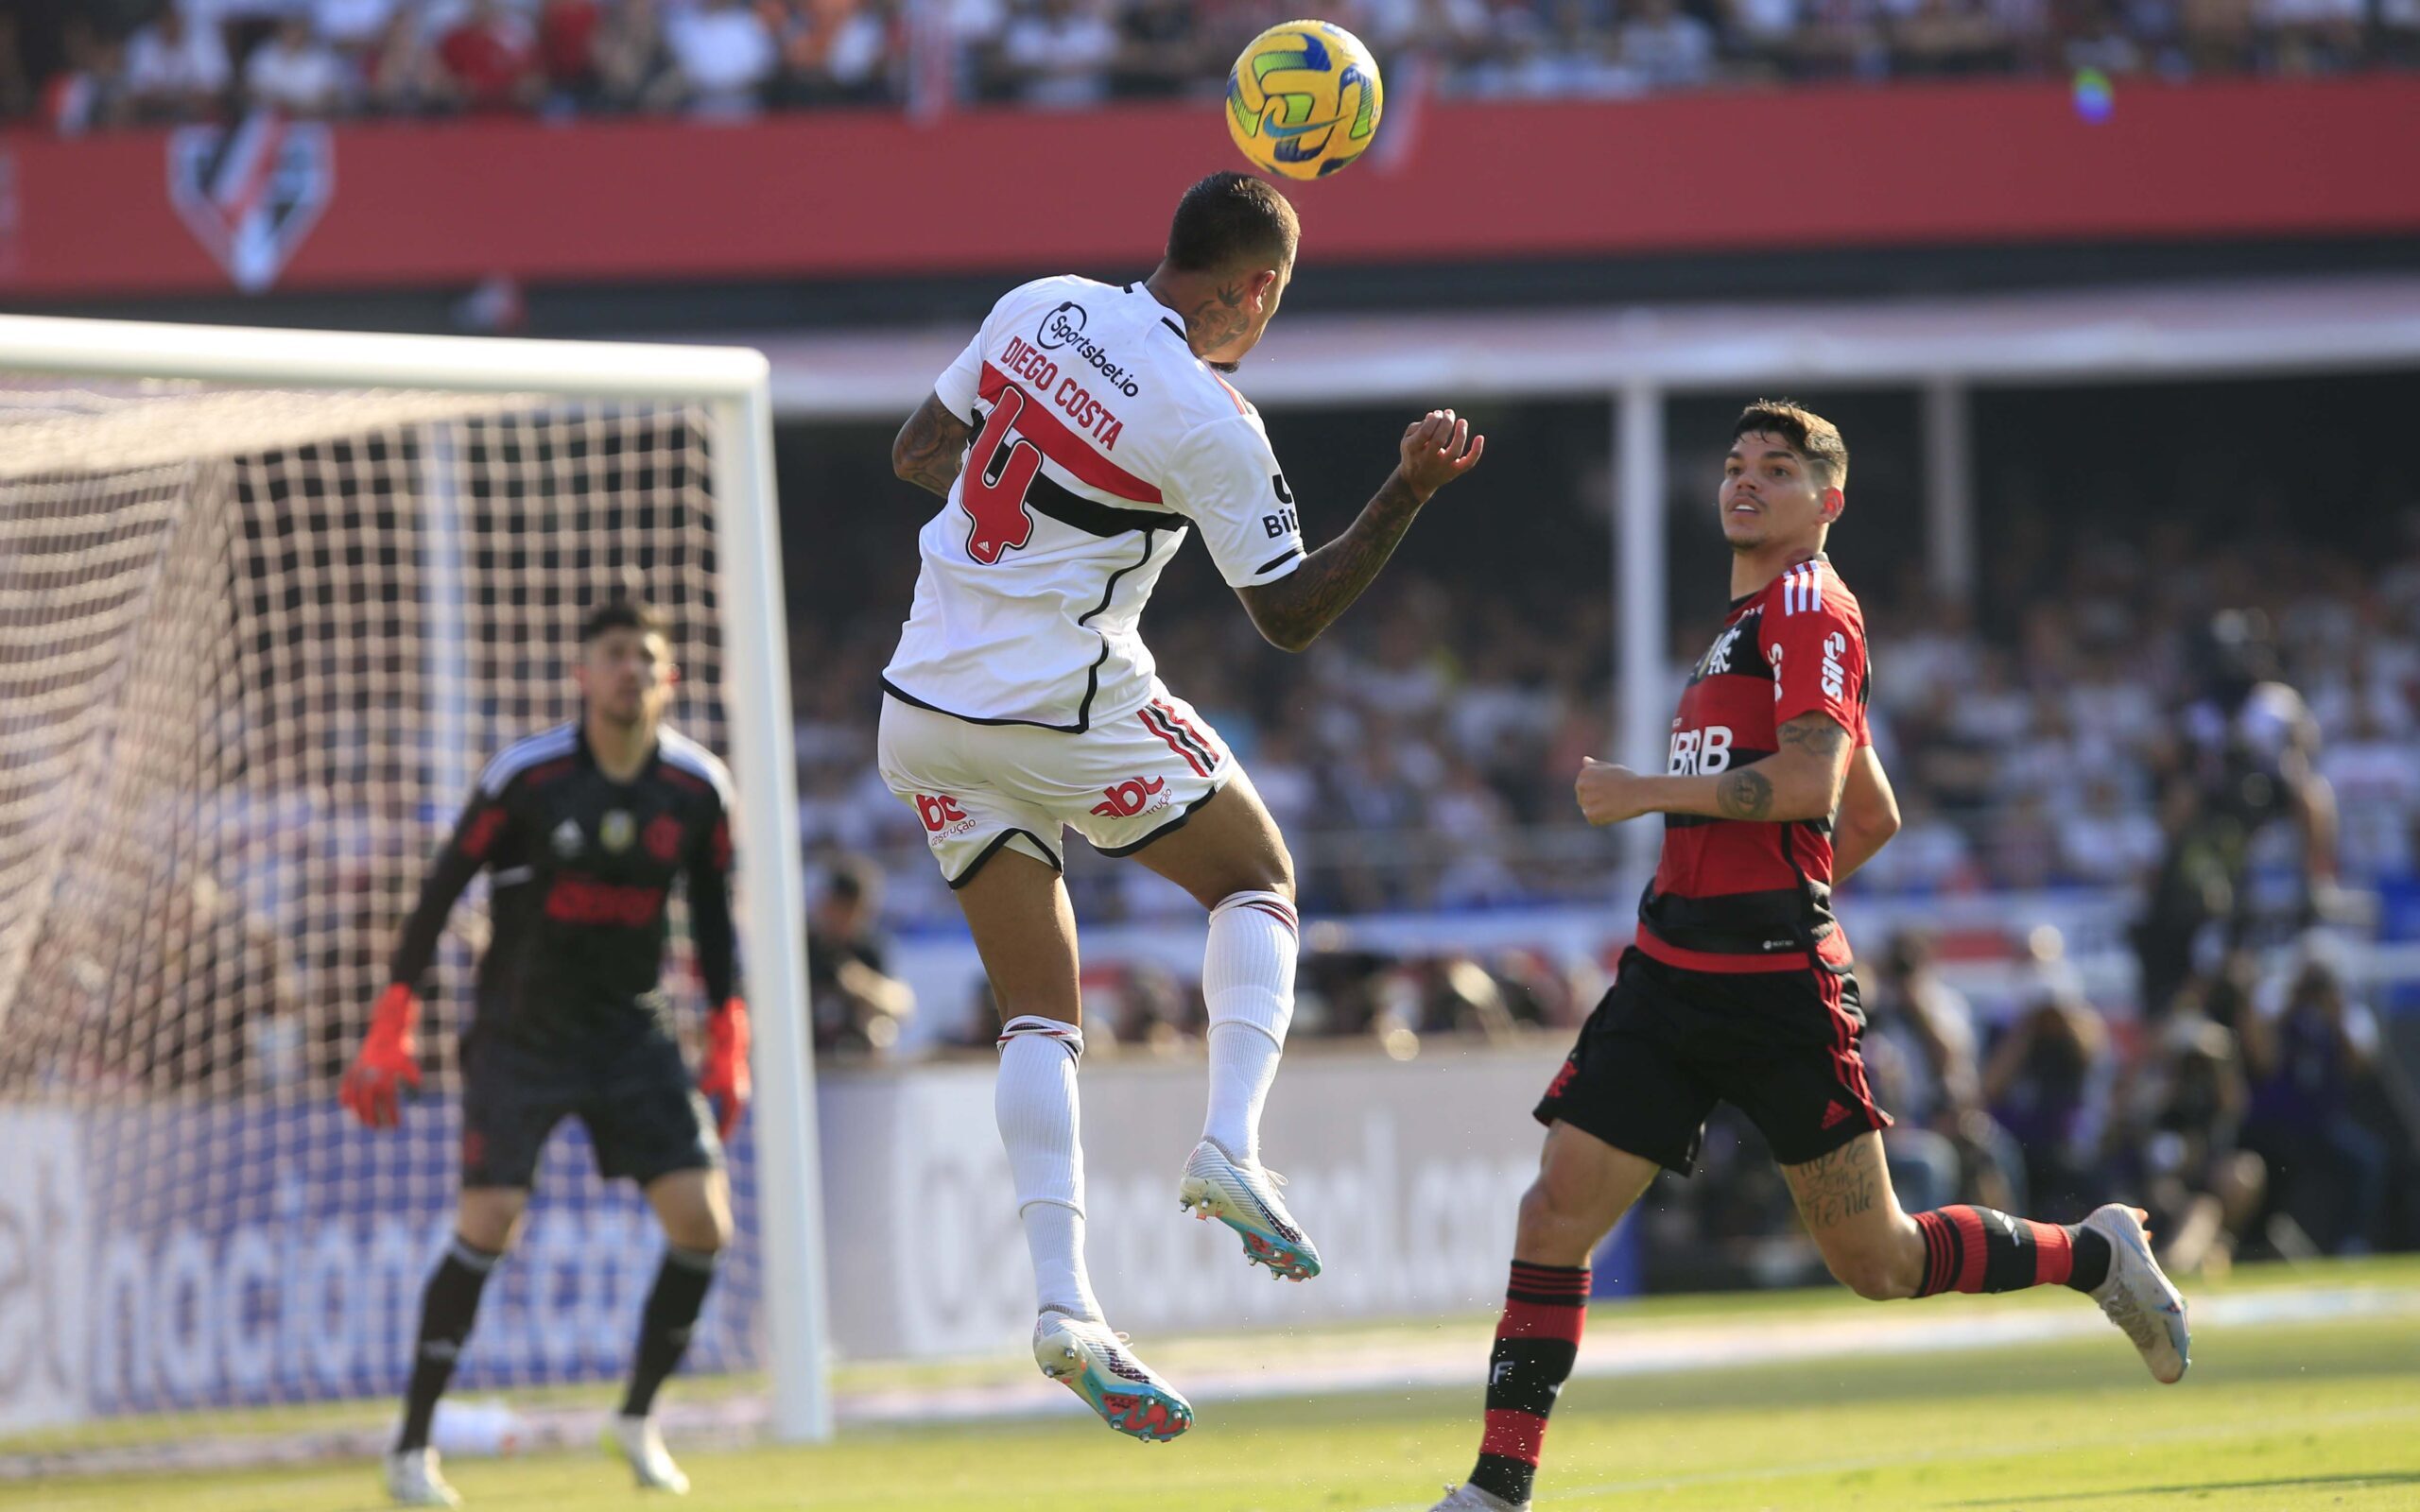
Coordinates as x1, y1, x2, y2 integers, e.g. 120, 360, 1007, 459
339, 599, 751, 1507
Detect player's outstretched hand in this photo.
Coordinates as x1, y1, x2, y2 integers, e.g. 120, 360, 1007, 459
1576, 757, 1651, 827
338, 983, 424, 1130
1396, 408, 1485, 500
700, 998, 752, 1143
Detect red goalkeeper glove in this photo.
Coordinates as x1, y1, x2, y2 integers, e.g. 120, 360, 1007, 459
700, 997, 751, 1143
339, 984, 424, 1130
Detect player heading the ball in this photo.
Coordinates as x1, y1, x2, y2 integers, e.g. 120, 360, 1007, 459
880, 170, 1482, 1441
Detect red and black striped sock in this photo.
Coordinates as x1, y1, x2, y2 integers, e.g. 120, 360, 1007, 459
1910, 1206, 2111, 1296
1468, 1261, 1588, 1506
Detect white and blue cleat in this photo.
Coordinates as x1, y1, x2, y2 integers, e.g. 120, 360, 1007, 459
1033, 1312, 1195, 1443
2083, 1203, 2190, 1383
382, 1448, 463, 1508
1179, 1137, 1322, 1282
602, 1414, 690, 1494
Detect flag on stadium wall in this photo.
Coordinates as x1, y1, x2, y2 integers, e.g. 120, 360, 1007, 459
166, 114, 335, 295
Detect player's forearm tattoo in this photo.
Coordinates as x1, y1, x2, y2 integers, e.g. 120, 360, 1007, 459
1777, 713, 1852, 760
1789, 1142, 1878, 1229
1717, 767, 1773, 820
892, 396, 973, 498
1240, 472, 1426, 651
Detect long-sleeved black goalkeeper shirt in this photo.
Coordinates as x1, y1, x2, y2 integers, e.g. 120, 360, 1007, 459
389, 720, 738, 1060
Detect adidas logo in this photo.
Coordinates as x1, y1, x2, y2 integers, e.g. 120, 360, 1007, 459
1820, 1100, 1854, 1130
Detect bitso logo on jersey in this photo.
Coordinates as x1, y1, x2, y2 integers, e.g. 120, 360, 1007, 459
1227, 20, 1384, 180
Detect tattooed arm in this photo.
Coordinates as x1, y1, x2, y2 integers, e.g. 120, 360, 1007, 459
1574, 713, 1858, 828
890, 392, 974, 499
1235, 409, 1485, 653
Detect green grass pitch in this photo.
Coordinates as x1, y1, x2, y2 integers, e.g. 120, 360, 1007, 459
9, 1261, 2416, 1511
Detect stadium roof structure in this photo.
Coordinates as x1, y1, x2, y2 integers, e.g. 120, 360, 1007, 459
758, 273, 2420, 415
752, 273, 2420, 860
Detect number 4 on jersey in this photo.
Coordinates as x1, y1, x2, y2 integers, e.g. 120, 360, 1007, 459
961, 386, 1045, 565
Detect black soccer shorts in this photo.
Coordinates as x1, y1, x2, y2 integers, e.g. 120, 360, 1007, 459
458, 1026, 721, 1191
1533, 947, 1891, 1174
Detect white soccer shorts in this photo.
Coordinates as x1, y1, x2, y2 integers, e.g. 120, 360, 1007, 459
877, 684, 1234, 887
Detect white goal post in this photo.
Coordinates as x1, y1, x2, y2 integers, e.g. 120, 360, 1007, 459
0, 315, 829, 1442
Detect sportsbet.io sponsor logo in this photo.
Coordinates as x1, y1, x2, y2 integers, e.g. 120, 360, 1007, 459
1034, 302, 1142, 398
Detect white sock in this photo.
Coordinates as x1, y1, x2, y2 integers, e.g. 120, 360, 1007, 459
1201, 891, 1298, 1164
994, 1016, 1101, 1322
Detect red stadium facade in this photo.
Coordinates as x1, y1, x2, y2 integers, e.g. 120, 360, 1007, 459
2, 76, 2416, 300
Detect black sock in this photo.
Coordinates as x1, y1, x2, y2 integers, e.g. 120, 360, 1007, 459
621, 1245, 719, 1419
1468, 1261, 1588, 1507
2066, 1225, 2112, 1293
1910, 1207, 2111, 1296
396, 1237, 501, 1452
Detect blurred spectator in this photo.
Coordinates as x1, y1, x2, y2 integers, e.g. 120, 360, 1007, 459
0, 14, 26, 122
2319, 706, 2420, 885
315, 0, 403, 60
664, 0, 780, 114
1469, 0, 1638, 95
43, 19, 132, 135
2239, 946, 2388, 1253
771, 0, 894, 107
1100, 962, 1198, 1055
999, 0, 1119, 107
2122, 996, 2266, 1275
807, 855, 917, 1055
1864, 931, 2026, 1210
597, 0, 681, 105
2257, 0, 2363, 71
2389, 0, 2420, 64
440, 0, 545, 112
2065, 0, 2148, 72
1110, 0, 1202, 96
1619, 0, 1717, 87
2179, 0, 2256, 70
537, 0, 607, 108
2059, 774, 2164, 887
365, 6, 463, 113
244, 16, 349, 116
1982, 931, 2115, 1215
2133, 610, 2341, 1018
1888, 0, 2014, 75
125, 9, 233, 123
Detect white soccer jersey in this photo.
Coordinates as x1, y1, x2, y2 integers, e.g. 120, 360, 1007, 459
881, 276, 1307, 731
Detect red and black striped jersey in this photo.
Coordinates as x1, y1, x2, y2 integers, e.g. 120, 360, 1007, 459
1635, 556, 1872, 975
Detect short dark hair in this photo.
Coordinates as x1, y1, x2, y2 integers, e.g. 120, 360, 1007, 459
579, 597, 667, 644
1166, 171, 1300, 274
1733, 399, 1848, 489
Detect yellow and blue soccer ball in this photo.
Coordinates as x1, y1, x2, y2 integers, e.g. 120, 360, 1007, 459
1227, 20, 1384, 181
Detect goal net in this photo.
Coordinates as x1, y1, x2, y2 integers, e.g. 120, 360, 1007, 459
0, 363, 793, 1438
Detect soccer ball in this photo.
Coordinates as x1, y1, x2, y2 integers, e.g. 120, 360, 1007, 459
1226, 20, 1384, 181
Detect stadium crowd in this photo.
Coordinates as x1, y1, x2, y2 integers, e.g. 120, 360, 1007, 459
799, 527, 2420, 923
6, 0, 2416, 133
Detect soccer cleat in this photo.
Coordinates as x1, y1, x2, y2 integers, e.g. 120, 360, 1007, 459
2083, 1203, 2190, 1383
603, 1415, 691, 1494
383, 1448, 463, 1508
1426, 1483, 1529, 1512
1032, 1312, 1195, 1443
1178, 1138, 1322, 1281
